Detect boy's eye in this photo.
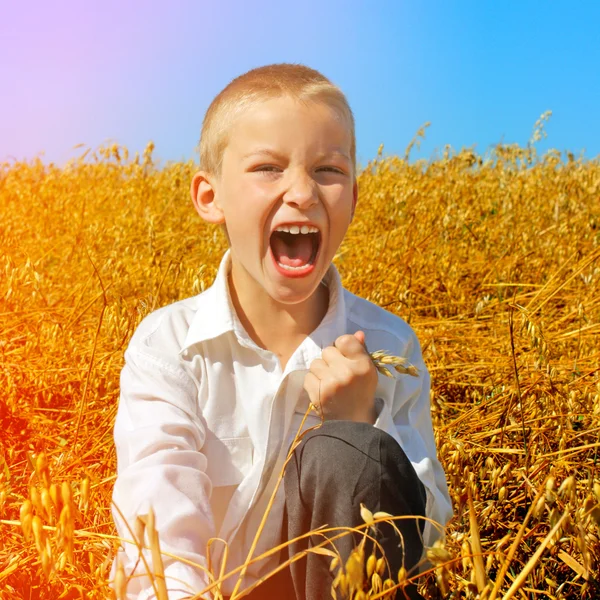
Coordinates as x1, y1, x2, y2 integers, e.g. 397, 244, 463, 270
318, 167, 345, 174
256, 166, 280, 172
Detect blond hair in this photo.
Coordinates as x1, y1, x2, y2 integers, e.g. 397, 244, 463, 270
198, 63, 356, 179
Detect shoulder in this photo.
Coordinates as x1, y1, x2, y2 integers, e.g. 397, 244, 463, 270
122, 292, 210, 396
128, 292, 203, 356
343, 289, 421, 358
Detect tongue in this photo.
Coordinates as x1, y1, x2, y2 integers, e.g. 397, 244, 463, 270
271, 234, 313, 267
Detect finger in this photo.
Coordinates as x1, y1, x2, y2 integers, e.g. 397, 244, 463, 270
334, 333, 366, 358
309, 358, 329, 379
353, 330, 366, 347
321, 345, 343, 365
303, 371, 322, 408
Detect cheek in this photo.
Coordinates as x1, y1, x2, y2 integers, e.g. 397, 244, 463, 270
328, 183, 354, 207
231, 182, 272, 213
329, 195, 354, 224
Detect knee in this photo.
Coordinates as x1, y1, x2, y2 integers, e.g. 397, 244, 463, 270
296, 420, 382, 466
290, 421, 426, 514
297, 420, 404, 466
283, 422, 379, 514
287, 421, 385, 495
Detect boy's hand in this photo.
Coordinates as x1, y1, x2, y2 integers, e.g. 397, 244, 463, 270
304, 331, 378, 424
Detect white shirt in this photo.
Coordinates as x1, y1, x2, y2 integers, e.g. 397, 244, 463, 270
111, 250, 453, 599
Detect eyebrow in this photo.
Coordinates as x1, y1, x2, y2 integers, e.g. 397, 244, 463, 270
242, 148, 351, 162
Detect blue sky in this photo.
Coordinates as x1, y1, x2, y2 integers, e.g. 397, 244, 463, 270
1, 1, 599, 167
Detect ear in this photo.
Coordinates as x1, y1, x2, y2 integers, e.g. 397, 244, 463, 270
190, 171, 225, 224
350, 178, 358, 221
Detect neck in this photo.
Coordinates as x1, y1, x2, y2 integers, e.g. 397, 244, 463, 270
227, 264, 329, 358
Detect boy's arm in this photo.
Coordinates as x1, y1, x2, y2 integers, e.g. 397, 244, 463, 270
372, 332, 453, 551
111, 341, 214, 600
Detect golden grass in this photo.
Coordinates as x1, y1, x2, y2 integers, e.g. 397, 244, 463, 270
1, 132, 599, 599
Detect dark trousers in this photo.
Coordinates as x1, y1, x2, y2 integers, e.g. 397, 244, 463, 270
242, 421, 426, 600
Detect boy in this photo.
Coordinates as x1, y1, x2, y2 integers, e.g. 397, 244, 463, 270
111, 63, 452, 600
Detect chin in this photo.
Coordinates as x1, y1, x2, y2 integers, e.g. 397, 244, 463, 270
269, 284, 317, 305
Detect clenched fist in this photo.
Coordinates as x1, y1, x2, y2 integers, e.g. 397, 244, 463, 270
304, 331, 378, 424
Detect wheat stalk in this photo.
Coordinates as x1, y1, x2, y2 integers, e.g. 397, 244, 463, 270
369, 350, 419, 378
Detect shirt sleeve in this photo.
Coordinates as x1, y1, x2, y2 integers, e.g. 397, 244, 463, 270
373, 331, 453, 552
111, 339, 215, 599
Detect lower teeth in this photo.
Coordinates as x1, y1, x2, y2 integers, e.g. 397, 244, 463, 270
278, 262, 310, 271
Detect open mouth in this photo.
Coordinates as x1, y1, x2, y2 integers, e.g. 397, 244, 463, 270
269, 224, 321, 275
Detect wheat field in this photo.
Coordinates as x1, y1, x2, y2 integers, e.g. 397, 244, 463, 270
1, 130, 599, 598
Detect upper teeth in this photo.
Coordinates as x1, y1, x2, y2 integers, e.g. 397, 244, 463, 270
275, 225, 319, 234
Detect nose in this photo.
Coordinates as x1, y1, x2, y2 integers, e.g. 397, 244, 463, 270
282, 170, 319, 210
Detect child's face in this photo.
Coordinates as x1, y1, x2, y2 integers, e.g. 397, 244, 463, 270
193, 95, 358, 306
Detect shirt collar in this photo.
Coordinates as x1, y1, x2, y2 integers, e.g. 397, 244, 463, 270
180, 249, 347, 356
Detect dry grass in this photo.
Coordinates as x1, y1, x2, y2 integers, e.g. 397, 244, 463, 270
1, 130, 599, 598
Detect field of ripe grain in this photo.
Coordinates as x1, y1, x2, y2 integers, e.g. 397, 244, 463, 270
1, 139, 599, 599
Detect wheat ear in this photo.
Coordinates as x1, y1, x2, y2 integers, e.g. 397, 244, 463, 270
369, 350, 419, 378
